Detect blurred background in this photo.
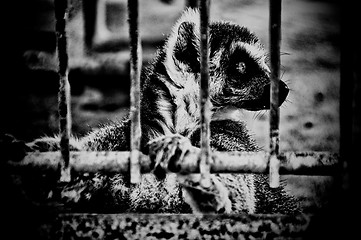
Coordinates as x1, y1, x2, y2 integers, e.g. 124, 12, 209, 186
1, 0, 340, 212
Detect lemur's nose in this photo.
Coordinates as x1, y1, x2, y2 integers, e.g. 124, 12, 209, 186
263, 81, 289, 107
279, 80, 289, 106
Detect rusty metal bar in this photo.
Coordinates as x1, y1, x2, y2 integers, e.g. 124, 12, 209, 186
54, 0, 71, 182
199, 0, 212, 186
269, 0, 282, 188
128, 0, 142, 184
7, 151, 339, 176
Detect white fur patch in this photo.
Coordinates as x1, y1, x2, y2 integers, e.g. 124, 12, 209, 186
239, 174, 256, 213
173, 81, 200, 135
211, 48, 224, 69
211, 106, 245, 122
156, 97, 174, 132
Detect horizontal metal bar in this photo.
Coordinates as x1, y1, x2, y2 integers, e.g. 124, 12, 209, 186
6, 150, 339, 176
6, 152, 152, 174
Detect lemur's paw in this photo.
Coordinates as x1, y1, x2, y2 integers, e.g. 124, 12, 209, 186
0, 134, 32, 161
179, 174, 232, 214
147, 134, 195, 180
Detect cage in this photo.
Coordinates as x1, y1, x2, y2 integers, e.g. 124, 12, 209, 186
1, 0, 359, 239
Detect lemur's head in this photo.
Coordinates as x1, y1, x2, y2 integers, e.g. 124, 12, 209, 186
164, 9, 288, 111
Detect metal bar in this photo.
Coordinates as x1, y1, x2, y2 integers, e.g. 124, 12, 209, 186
269, 0, 282, 188
54, 0, 71, 182
338, 2, 360, 234
199, 0, 211, 187
128, 0, 142, 184
7, 151, 339, 176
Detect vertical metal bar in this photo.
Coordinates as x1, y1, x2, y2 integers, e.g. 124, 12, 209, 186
339, 0, 353, 209
199, 0, 211, 186
54, 0, 71, 182
269, 0, 282, 188
128, 0, 142, 184
339, 1, 360, 233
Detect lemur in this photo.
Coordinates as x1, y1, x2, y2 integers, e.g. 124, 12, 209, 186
4, 9, 299, 214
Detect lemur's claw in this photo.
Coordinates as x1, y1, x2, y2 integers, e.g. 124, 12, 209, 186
147, 134, 193, 179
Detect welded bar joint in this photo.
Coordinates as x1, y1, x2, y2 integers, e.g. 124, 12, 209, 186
128, 0, 142, 184
269, 0, 282, 188
54, 0, 71, 182
199, 0, 212, 187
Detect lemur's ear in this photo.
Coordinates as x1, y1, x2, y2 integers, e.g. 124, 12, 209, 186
163, 9, 201, 87
172, 21, 200, 73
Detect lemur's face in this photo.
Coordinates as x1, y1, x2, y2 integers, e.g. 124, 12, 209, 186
208, 22, 289, 111
165, 9, 288, 111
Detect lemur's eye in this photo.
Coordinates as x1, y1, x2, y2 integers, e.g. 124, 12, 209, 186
236, 62, 246, 73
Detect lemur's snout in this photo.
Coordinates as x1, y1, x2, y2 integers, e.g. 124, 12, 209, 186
243, 81, 289, 111
278, 81, 289, 105
263, 80, 289, 107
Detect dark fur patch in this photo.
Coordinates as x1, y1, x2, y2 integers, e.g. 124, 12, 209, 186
174, 22, 200, 73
